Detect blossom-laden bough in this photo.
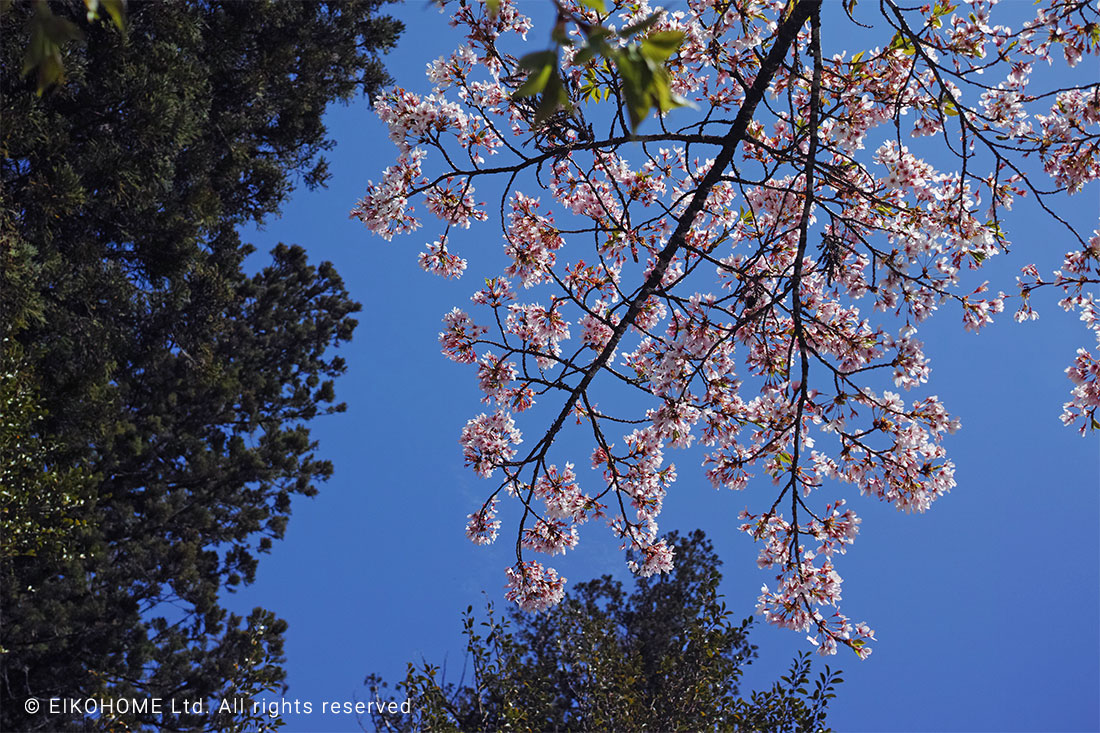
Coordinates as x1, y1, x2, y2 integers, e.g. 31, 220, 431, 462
353, 0, 1100, 657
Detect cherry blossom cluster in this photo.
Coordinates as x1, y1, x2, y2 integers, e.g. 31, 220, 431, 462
357, 0, 1098, 653
459, 411, 522, 478
1018, 230, 1100, 434
505, 193, 565, 287
504, 560, 566, 612
350, 150, 425, 240
419, 236, 468, 279
466, 497, 501, 545
439, 307, 486, 364
628, 537, 676, 577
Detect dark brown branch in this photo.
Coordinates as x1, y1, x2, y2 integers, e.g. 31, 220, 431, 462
520, 0, 825, 468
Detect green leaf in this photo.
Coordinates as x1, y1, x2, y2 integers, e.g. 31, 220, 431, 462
580, 0, 606, 12
22, 6, 83, 94
533, 71, 570, 126
100, 0, 125, 30
933, 1, 957, 18
612, 48, 653, 130
888, 32, 916, 55
83, 0, 126, 31
550, 21, 571, 45
651, 77, 674, 111
650, 68, 690, 114
513, 59, 555, 99
518, 49, 556, 71
640, 30, 684, 62
580, 78, 601, 102
484, 0, 501, 17
583, 25, 613, 46
574, 44, 598, 66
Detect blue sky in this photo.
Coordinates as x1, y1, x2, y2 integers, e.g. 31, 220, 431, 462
230, 2, 1100, 730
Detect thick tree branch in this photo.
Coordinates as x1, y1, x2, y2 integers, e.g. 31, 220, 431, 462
522, 0, 824, 468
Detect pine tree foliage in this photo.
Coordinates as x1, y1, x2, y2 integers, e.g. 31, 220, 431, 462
0, 2, 401, 729
366, 531, 842, 732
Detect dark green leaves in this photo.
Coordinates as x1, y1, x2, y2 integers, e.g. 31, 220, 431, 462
1, 2, 397, 729
20, 1, 81, 94
513, 49, 570, 125
514, 49, 557, 97
612, 30, 690, 130
365, 530, 843, 732
641, 30, 685, 61
510, 11, 688, 133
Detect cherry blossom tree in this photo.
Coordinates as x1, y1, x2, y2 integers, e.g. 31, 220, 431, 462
353, 0, 1099, 658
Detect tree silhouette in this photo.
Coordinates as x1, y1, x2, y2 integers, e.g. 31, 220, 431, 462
367, 530, 842, 732
1, 2, 401, 729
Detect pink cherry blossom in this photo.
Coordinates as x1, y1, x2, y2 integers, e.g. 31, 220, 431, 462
504, 560, 566, 613
358, 0, 1099, 658
459, 412, 521, 478
466, 498, 501, 546
418, 236, 467, 279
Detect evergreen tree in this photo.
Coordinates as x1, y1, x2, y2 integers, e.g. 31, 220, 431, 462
366, 531, 842, 732
0, 2, 401, 729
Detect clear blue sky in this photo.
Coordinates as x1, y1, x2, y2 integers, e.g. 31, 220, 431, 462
230, 2, 1100, 731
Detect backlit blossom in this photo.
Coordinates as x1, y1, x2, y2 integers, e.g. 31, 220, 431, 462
357, 0, 1099, 658
504, 561, 566, 612
418, 236, 467, 279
